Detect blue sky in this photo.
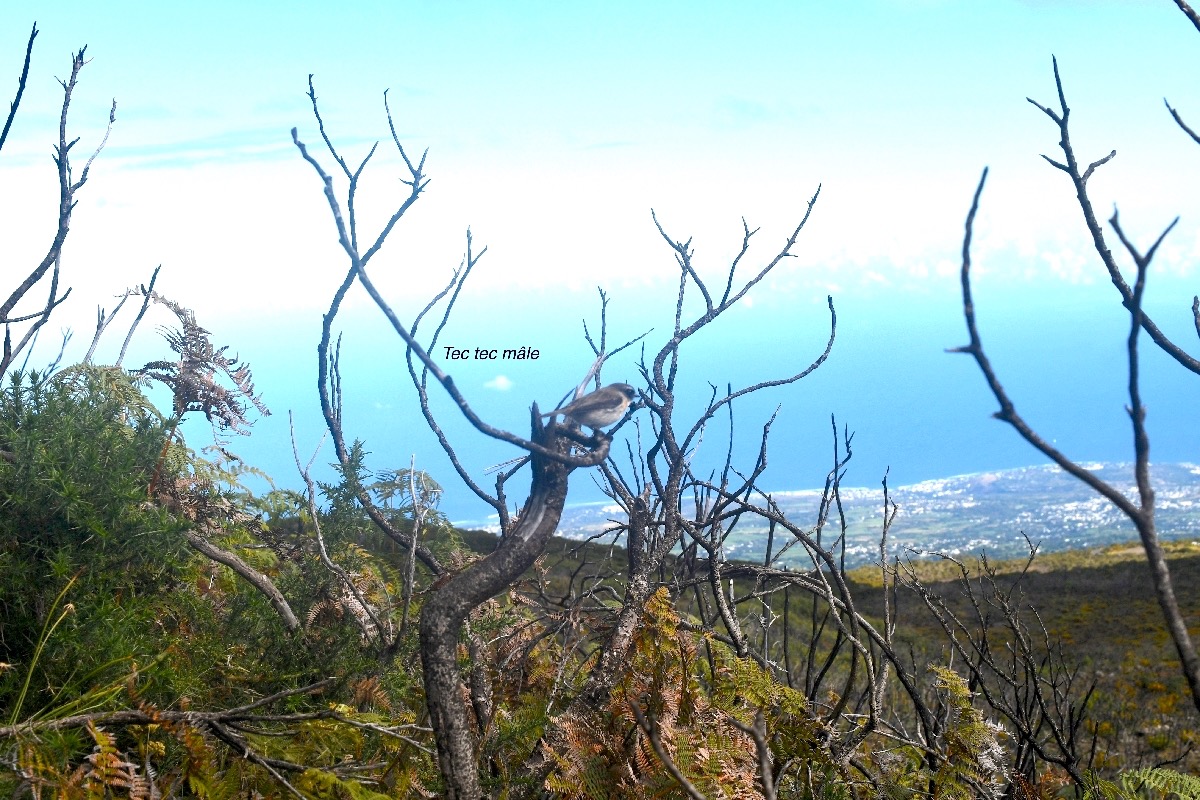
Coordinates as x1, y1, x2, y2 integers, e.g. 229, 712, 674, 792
3, 2, 1199, 521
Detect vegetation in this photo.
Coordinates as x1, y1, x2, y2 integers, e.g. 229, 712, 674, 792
3, 8, 1200, 799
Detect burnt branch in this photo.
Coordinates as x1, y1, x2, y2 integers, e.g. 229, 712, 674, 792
1, 44, 115, 377
80, 265, 159, 366
82, 292, 130, 364
115, 265, 161, 367
298, 83, 627, 796
952, 167, 1200, 715
294, 123, 604, 470
539, 196, 838, 753
404, 231, 505, 513
899, 547, 1096, 785
947, 170, 1142, 519
1165, 99, 1200, 146
1172, 0, 1200, 34
0, 23, 35, 154
1025, 57, 1200, 376
293, 85, 445, 575
0, 23, 36, 154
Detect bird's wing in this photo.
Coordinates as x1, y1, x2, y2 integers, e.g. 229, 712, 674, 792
562, 393, 613, 415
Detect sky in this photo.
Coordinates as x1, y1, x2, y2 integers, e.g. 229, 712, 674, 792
2, 1, 1200, 522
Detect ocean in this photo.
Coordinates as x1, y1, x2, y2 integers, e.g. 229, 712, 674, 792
158, 274, 1200, 524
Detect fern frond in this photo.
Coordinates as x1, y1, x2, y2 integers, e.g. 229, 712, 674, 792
1124, 767, 1200, 800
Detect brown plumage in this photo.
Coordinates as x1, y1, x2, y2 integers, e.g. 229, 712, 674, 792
541, 383, 637, 429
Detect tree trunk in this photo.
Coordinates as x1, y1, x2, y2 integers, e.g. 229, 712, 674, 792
420, 424, 574, 799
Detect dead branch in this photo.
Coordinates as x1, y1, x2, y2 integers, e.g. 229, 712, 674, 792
290, 413, 389, 646
1, 41, 115, 377
115, 265, 161, 367
422, 415, 596, 799
293, 120, 605, 471
898, 545, 1097, 785
0, 23, 35, 154
184, 530, 300, 633
0, 678, 346, 799
297, 81, 627, 797
1164, 99, 1200, 146
1172, 0, 1200, 34
950, 166, 1200, 714
1026, 58, 1200, 376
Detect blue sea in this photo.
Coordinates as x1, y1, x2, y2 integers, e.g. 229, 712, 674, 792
159, 273, 1200, 524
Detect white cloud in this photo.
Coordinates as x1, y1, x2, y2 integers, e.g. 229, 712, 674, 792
1040, 246, 1093, 285
485, 375, 513, 391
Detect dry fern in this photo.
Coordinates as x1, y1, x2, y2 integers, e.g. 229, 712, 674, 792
136, 292, 267, 434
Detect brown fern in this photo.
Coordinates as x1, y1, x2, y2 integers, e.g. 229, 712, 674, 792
134, 291, 269, 497
544, 588, 762, 799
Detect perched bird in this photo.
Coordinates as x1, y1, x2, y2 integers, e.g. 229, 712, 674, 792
542, 383, 637, 429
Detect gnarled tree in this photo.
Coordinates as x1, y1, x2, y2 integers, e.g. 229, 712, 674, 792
293, 78, 1008, 797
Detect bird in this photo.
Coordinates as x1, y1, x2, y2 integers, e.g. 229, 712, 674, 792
541, 383, 637, 430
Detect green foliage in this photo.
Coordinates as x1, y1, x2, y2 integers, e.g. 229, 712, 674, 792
2, 356, 1196, 797
924, 665, 1008, 800
295, 767, 395, 799
0, 366, 191, 712
0, 363, 446, 796
856, 664, 1016, 800
7, 576, 80, 726
707, 641, 849, 799
1082, 767, 1200, 800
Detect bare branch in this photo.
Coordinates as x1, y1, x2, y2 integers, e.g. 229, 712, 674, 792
421, 420, 595, 799
400, 454, 430, 641
290, 412, 389, 646
294, 123, 602, 469
677, 295, 835, 464
1026, 57, 1200, 375
185, 530, 300, 633
953, 167, 1200, 715
947, 169, 1143, 520
1172, 0, 1200, 34
82, 294, 131, 364
384, 87, 429, 183
0, 678, 336, 738
83, 266, 163, 367
404, 232, 505, 512
898, 550, 1096, 784
115, 265, 161, 367
0, 23, 36, 154
1165, 98, 1200, 145
1, 45, 115, 377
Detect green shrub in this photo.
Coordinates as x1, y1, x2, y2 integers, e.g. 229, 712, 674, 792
0, 366, 195, 715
